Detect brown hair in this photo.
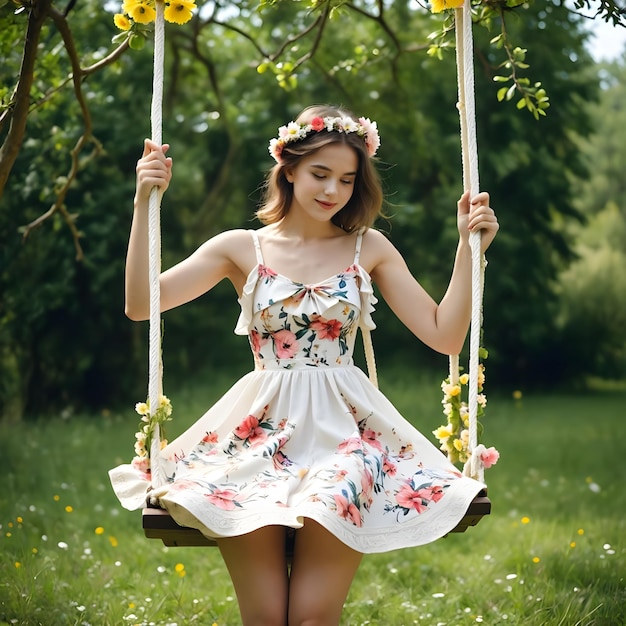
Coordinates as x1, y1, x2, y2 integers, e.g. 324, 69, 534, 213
256, 105, 384, 232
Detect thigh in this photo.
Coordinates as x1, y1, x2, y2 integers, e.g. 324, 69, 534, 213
217, 525, 289, 626
288, 519, 363, 626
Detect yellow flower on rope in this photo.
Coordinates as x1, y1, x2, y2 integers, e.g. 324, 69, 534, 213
431, 0, 465, 13
130, 1, 156, 25
433, 425, 453, 441
165, 0, 197, 25
114, 14, 132, 30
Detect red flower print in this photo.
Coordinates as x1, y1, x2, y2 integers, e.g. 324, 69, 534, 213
202, 431, 218, 444
234, 414, 268, 445
396, 484, 428, 513
334, 494, 363, 527
205, 489, 241, 511
273, 328, 298, 359
361, 428, 383, 452
310, 315, 342, 340
311, 116, 325, 131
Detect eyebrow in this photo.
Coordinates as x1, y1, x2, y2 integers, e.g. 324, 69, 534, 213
310, 164, 357, 176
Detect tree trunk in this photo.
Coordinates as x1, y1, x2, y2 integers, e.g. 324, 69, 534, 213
0, 0, 52, 202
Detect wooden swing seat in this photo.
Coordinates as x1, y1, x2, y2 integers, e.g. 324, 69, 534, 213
142, 489, 490, 548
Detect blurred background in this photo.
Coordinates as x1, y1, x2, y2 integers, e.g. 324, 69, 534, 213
1, 0, 625, 421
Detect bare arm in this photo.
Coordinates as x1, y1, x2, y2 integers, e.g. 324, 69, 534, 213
369, 191, 498, 355
125, 140, 249, 320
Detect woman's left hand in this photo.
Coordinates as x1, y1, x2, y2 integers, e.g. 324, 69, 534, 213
457, 190, 499, 253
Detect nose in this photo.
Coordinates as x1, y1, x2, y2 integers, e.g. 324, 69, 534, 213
324, 179, 338, 196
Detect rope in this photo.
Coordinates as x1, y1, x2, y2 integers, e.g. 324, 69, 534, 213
452, 2, 486, 483
362, 328, 379, 388
148, 0, 166, 490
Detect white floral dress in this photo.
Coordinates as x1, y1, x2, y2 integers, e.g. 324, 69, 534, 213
110, 229, 485, 553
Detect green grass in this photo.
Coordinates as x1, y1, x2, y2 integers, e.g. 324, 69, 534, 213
1, 372, 624, 625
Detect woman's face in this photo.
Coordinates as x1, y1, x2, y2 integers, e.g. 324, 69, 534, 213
285, 143, 358, 224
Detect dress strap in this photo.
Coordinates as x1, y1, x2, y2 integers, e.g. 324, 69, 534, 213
354, 227, 365, 265
249, 230, 264, 265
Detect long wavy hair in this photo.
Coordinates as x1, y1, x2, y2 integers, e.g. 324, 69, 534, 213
256, 105, 384, 232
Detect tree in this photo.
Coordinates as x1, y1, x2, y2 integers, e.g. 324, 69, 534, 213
0, 0, 623, 419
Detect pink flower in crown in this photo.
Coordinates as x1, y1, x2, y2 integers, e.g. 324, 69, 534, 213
273, 328, 299, 359
396, 484, 428, 513
310, 116, 325, 131
358, 117, 381, 157
205, 488, 241, 510
480, 446, 500, 469
334, 493, 363, 527
309, 315, 343, 340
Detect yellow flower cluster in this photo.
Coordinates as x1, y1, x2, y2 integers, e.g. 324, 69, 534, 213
433, 364, 487, 465
114, 0, 197, 30
132, 395, 173, 470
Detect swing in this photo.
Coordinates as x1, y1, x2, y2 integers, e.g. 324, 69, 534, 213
139, 0, 491, 548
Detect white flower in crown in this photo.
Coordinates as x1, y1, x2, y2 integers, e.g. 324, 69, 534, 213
341, 117, 359, 133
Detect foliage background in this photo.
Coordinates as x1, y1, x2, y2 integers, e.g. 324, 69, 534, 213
0, 0, 625, 420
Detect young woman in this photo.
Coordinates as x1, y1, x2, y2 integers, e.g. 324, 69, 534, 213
111, 104, 499, 625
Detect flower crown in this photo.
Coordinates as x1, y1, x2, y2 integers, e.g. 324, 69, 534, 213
268, 115, 381, 164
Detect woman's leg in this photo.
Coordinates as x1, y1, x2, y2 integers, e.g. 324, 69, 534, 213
288, 519, 363, 626
217, 525, 289, 626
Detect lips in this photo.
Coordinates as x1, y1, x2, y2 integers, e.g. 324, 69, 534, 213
316, 199, 337, 210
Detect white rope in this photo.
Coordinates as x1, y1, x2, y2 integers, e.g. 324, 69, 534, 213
148, 0, 166, 489
453, 1, 486, 483
362, 328, 379, 388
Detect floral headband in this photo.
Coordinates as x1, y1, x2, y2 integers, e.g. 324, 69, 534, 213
268, 115, 381, 163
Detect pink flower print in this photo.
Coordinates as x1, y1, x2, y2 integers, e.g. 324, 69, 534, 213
337, 437, 363, 454
382, 457, 397, 476
272, 328, 299, 359
258, 265, 277, 281
334, 494, 363, 527
309, 315, 343, 340
395, 484, 428, 514
202, 431, 218, 444
361, 428, 383, 452
234, 414, 268, 445
205, 488, 241, 511
481, 446, 500, 469
250, 329, 268, 357
417, 485, 445, 504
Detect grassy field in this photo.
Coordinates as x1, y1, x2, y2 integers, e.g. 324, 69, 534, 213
1, 371, 624, 625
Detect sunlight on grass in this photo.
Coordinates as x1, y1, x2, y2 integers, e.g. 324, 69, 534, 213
1, 373, 624, 625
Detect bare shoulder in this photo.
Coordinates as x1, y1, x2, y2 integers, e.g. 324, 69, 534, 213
361, 228, 404, 272
192, 228, 257, 279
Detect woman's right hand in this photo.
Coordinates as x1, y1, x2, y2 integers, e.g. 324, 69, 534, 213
135, 139, 172, 203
